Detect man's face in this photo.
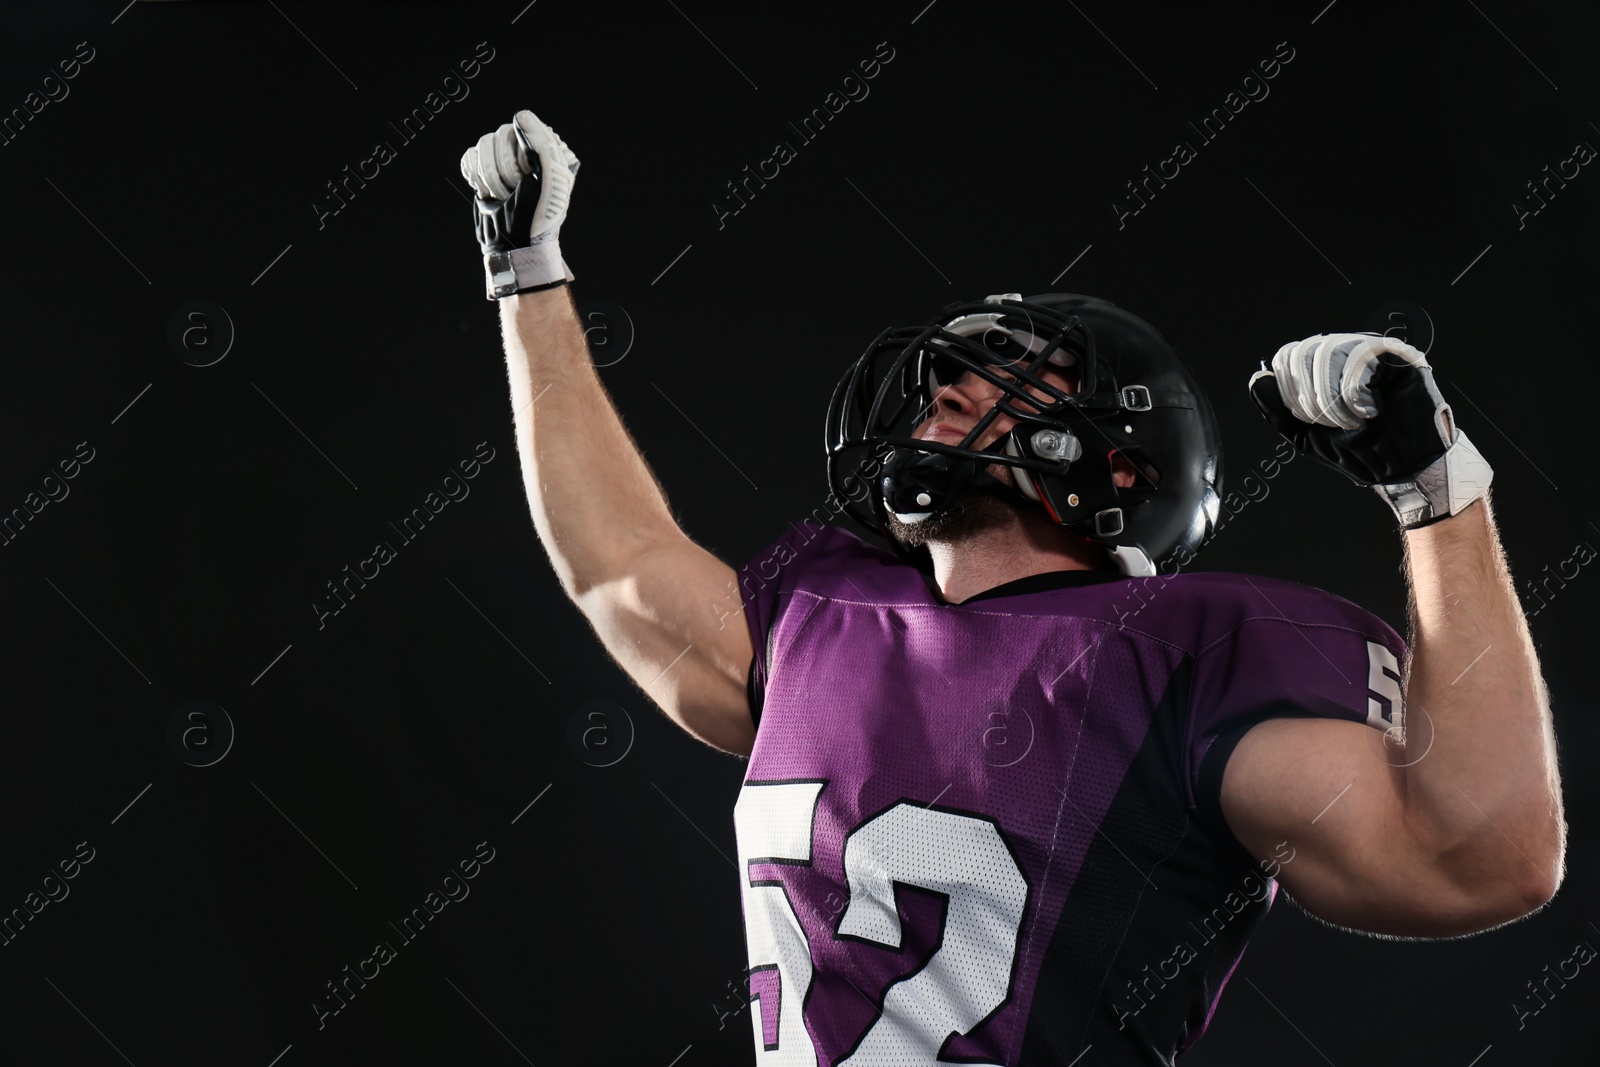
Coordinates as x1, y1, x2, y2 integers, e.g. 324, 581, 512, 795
911, 356, 1081, 481
885, 355, 1080, 547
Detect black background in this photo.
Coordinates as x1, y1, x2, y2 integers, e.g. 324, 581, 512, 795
1, 1, 1596, 1064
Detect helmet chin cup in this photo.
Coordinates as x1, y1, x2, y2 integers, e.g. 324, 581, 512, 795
882, 446, 974, 522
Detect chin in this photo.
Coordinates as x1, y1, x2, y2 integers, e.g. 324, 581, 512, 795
886, 485, 1016, 548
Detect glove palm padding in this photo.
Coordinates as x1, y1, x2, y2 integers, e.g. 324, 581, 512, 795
473, 154, 543, 261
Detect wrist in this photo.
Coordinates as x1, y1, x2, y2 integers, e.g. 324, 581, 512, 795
484, 241, 574, 300
1374, 431, 1494, 530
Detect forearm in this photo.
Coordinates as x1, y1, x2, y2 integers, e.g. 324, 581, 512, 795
500, 286, 679, 597
1398, 493, 1565, 898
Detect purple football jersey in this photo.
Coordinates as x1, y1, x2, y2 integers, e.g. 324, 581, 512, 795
732, 522, 1407, 1065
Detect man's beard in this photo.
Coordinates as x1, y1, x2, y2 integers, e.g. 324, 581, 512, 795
884, 463, 1018, 547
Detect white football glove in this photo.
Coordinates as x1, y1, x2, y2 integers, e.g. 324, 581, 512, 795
460, 109, 580, 299
1248, 333, 1494, 529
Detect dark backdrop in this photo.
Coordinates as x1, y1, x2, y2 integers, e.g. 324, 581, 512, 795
1, 1, 1595, 1064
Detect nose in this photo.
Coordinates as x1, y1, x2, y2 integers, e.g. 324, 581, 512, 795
932, 371, 1005, 419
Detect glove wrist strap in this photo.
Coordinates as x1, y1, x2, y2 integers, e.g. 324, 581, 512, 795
1373, 431, 1494, 529
483, 241, 574, 300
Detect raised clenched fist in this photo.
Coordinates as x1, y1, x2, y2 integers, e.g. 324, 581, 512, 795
1248, 332, 1493, 529
460, 109, 580, 300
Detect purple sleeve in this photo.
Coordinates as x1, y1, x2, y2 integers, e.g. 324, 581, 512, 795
1186, 577, 1409, 814
734, 521, 832, 717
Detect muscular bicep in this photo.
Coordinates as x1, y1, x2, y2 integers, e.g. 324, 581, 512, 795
576, 533, 756, 757
1216, 716, 1530, 938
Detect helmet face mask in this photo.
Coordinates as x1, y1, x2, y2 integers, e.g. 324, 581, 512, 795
825, 293, 1224, 577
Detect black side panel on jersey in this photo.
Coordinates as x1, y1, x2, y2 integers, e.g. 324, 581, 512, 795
1192, 704, 1319, 856
747, 651, 764, 730
1018, 657, 1274, 1065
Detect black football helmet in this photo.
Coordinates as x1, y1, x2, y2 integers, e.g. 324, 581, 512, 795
823, 292, 1223, 576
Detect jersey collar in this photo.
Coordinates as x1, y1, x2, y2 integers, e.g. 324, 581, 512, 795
923, 567, 1126, 606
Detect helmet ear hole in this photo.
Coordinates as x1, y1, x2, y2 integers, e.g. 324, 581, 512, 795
1112, 450, 1160, 488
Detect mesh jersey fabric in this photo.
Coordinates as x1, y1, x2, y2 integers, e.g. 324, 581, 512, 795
731, 520, 1407, 1065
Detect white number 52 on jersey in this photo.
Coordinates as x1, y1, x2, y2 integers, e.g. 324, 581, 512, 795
733, 780, 1029, 1066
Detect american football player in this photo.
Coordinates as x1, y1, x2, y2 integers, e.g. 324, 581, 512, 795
462, 109, 1565, 1065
